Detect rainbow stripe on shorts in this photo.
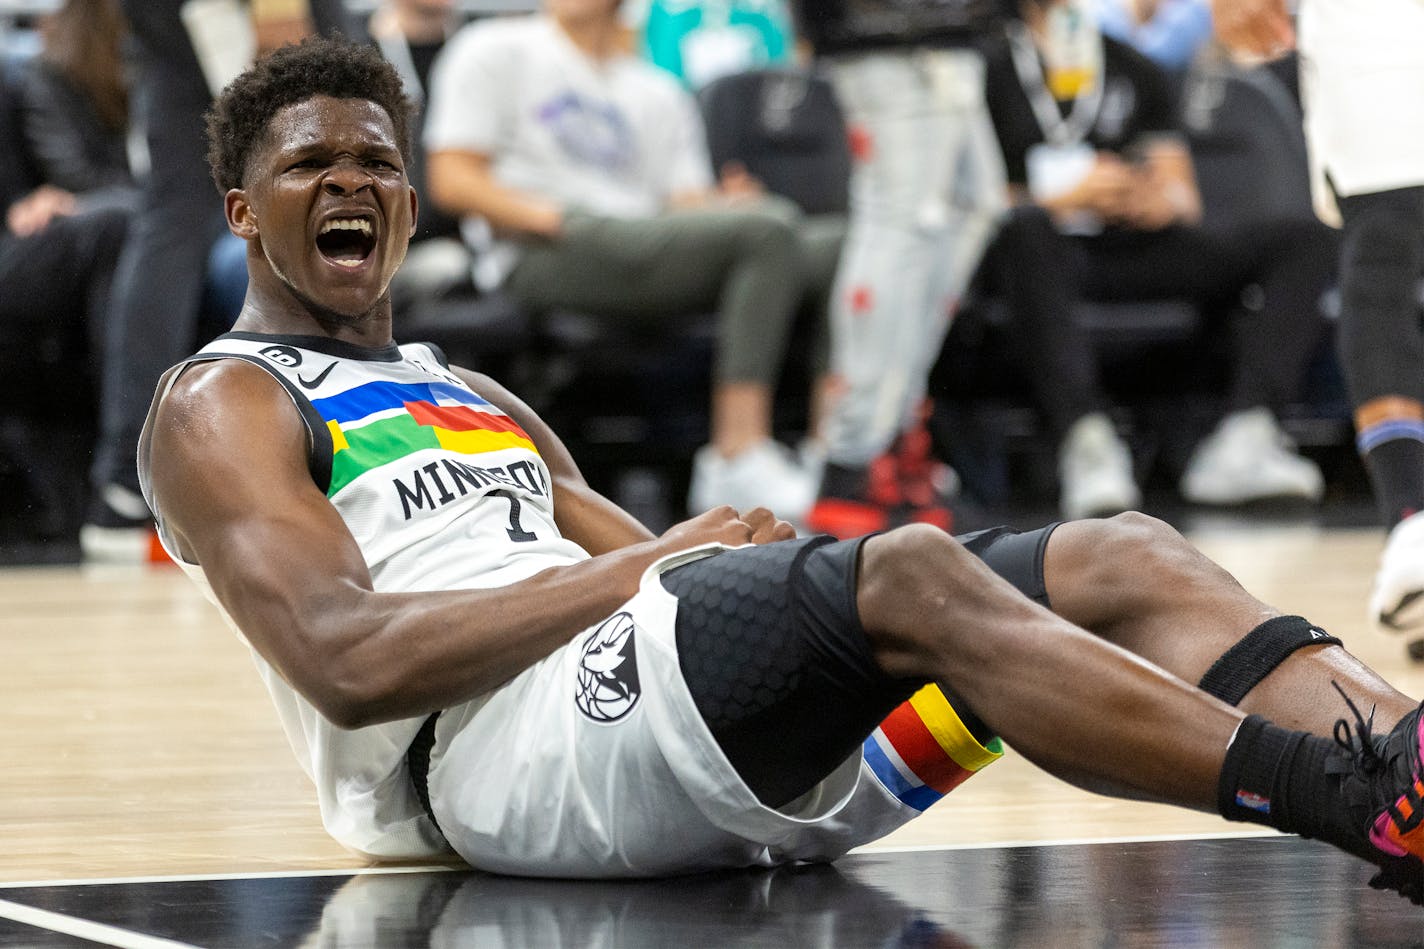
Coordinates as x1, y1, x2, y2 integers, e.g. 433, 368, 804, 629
862, 684, 1003, 811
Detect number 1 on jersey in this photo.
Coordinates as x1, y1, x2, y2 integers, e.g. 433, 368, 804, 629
492, 489, 537, 542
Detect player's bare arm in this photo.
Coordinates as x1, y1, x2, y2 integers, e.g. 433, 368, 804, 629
146, 359, 768, 729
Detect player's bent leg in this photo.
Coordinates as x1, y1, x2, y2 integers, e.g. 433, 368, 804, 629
1039, 513, 1419, 735
855, 523, 1240, 805
1036, 513, 1270, 673
857, 523, 1424, 902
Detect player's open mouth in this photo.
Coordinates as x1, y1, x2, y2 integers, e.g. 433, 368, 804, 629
316, 216, 376, 268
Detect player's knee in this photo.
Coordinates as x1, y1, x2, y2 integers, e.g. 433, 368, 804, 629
856, 523, 967, 629
1048, 512, 1225, 625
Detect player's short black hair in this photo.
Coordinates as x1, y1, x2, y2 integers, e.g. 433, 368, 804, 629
205, 36, 414, 193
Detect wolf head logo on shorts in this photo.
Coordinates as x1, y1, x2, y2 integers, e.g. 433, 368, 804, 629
575, 612, 640, 723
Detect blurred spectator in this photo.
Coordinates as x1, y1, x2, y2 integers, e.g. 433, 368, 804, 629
22, 0, 252, 329
972, 0, 1331, 519
788, 0, 1009, 538
19, 0, 133, 207
631, 0, 796, 89
1214, 0, 1424, 646
1093, 0, 1212, 74
366, 0, 471, 310
1, 37, 128, 539
1, 57, 126, 386
425, 0, 835, 521
82, 0, 359, 562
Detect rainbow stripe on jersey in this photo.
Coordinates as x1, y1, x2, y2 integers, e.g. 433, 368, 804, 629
863, 684, 1003, 811
313, 379, 538, 497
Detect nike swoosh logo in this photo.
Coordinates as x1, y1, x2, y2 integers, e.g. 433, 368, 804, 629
297, 362, 337, 389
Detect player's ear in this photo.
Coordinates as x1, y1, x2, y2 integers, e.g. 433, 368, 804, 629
407, 184, 418, 238
226, 188, 259, 240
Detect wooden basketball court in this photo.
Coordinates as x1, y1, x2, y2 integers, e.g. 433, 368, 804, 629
3, 521, 1423, 946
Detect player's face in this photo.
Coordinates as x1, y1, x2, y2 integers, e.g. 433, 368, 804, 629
234, 95, 416, 321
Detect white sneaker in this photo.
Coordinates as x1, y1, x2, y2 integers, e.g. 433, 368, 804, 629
1371, 510, 1424, 631
1179, 408, 1323, 506
688, 439, 818, 523
1058, 413, 1141, 520
80, 483, 161, 564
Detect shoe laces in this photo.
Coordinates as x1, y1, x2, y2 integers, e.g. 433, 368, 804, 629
1332, 683, 1424, 842
1331, 681, 1384, 775
1331, 682, 1424, 903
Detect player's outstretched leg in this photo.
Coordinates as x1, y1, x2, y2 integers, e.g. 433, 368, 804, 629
852, 521, 1424, 903
1036, 513, 1418, 736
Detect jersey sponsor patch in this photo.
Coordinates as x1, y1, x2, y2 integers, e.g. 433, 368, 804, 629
575, 612, 641, 723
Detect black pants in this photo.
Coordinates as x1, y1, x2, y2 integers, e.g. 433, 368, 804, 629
975, 205, 1336, 441
0, 205, 127, 383
1334, 186, 1424, 408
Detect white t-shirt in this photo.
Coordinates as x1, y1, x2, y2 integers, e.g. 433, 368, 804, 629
424, 15, 715, 288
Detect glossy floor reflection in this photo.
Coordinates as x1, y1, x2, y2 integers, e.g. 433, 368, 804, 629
2, 836, 1421, 948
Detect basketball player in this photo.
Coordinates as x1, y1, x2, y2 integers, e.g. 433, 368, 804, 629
1212, 0, 1424, 663
140, 39, 1424, 900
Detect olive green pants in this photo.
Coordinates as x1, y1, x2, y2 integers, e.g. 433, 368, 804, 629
503, 201, 844, 385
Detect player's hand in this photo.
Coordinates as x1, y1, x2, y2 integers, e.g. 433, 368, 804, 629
739, 506, 797, 545
656, 506, 795, 553
658, 505, 761, 551
1211, 0, 1295, 58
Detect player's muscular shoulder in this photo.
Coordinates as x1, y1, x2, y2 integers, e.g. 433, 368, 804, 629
150, 359, 315, 546
160, 359, 302, 450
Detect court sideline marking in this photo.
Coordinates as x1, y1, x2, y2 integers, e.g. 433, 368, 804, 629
0, 898, 200, 949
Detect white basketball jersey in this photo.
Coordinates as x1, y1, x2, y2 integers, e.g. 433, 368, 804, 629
140, 331, 588, 858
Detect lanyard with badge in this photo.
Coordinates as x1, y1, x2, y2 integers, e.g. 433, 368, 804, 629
1006, 2, 1104, 224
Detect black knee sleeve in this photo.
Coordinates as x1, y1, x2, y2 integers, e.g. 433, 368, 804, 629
1197, 615, 1341, 705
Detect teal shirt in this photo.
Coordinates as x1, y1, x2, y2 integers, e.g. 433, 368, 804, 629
643, 0, 794, 88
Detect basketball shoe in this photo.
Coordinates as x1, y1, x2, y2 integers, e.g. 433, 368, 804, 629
1329, 688, 1424, 904
1372, 510, 1424, 632
807, 419, 955, 540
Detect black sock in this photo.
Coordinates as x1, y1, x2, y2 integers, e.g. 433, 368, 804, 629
1362, 437, 1424, 528
1217, 716, 1369, 858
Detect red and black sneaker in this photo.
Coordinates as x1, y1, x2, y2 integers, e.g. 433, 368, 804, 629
806, 420, 955, 540
1330, 686, 1424, 904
